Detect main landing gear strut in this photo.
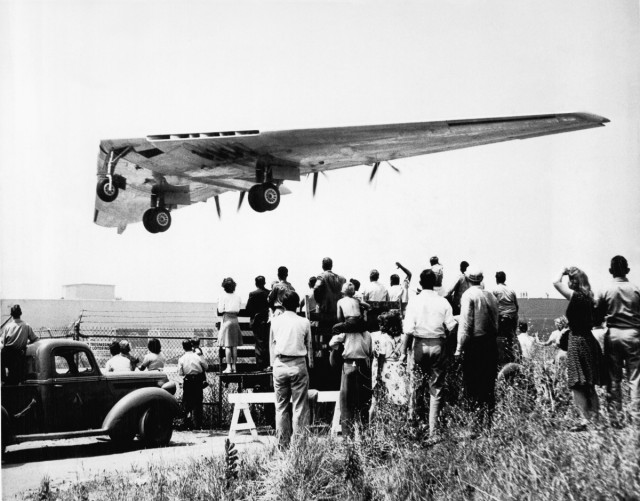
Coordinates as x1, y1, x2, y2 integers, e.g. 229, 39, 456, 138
143, 190, 172, 233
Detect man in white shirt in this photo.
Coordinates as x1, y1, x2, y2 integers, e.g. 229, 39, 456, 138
402, 269, 457, 437
270, 290, 313, 447
363, 269, 389, 331
362, 269, 389, 302
179, 339, 208, 429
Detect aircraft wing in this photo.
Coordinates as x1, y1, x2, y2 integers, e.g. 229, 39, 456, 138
94, 112, 608, 233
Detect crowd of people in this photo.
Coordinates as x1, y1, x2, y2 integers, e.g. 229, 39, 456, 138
251, 254, 640, 446
2, 254, 638, 445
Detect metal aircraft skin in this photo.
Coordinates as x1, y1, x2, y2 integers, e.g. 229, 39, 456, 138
94, 112, 609, 234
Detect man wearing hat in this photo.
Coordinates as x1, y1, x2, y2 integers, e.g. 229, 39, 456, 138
456, 268, 499, 431
1, 305, 39, 384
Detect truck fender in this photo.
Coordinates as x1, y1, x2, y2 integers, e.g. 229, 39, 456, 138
102, 387, 178, 437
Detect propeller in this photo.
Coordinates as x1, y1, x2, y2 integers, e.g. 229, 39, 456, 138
310, 171, 328, 197
237, 191, 245, 212
214, 195, 221, 219
369, 160, 400, 184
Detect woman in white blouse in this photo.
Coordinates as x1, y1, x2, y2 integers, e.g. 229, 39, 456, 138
217, 277, 243, 373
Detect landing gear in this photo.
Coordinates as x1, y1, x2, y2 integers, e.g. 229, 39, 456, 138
97, 178, 118, 202
143, 207, 171, 233
97, 148, 130, 203
248, 183, 281, 213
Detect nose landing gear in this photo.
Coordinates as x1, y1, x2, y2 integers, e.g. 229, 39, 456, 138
97, 178, 119, 202
96, 148, 130, 202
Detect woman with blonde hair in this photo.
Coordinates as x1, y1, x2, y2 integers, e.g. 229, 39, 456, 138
553, 267, 604, 430
217, 277, 243, 373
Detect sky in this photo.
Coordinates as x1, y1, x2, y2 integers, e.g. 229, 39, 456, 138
1, 0, 639, 306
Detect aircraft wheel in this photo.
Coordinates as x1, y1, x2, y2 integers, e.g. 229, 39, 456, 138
143, 208, 171, 233
97, 178, 119, 202
261, 183, 281, 211
248, 185, 267, 213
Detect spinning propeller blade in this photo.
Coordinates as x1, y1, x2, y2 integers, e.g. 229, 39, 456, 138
369, 161, 400, 183
214, 195, 221, 219
237, 191, 245, 212
369, 162, 380, 183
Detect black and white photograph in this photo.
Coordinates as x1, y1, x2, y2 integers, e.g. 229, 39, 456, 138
1, 0, 639, 499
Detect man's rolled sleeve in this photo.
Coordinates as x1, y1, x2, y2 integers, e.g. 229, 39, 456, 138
403, 302, 416, 335
269, 326, 276, 366
444, 304, 457, 332
329, 333, 345, 349
457, 294, 473, 352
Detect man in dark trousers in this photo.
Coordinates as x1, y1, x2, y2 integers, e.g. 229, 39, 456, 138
595, 255, 640, 423
178, 339, 208, 429
246, 275, 271, 370
1, 305, 39, 384
456, 268, 499, 432
492, 271, 521, 364
313, 257, 346, 390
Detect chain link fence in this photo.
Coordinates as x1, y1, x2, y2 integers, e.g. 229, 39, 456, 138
34, 321, 265, 430
28, 299, 567, 430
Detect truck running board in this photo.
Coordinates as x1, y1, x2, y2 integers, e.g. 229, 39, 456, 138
13, 428, 109, 444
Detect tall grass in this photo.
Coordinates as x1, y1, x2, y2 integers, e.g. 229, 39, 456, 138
27, 348, 640, 501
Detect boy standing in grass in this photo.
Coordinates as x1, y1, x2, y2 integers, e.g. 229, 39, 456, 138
179, 339, 208, 429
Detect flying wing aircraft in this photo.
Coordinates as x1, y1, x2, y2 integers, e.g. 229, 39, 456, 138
94, 112, 608, 234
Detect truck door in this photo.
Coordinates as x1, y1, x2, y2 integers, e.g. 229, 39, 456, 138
48, 347, 111, 432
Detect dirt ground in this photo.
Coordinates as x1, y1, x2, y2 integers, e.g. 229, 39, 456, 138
1, 430, 275, 499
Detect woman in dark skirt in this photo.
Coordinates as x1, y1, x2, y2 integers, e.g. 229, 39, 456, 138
553, 267, 603, 429
217, 277, 243, 373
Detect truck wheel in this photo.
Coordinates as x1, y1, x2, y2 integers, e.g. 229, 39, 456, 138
138, 406, 173, 447
109, 428, 136, 447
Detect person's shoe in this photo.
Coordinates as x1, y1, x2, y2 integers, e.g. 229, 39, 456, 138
222, 367, 232, 373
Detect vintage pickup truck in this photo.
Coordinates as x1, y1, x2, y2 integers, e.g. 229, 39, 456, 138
1, 339, 178, 456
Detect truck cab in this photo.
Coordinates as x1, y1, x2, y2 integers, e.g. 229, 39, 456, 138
2, 339, 178, 455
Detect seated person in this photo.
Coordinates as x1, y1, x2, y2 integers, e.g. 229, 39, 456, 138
332, 282, 369, 335
105, 340, 132, 372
